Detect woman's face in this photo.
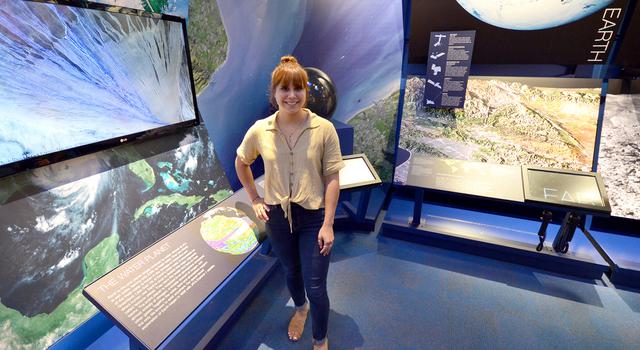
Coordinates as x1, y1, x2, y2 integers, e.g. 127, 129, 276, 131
274, 83, 306, 114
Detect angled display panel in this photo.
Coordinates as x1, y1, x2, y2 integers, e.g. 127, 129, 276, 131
395, 76, 602, 197
522, 166, 611, 213
339, 154, 382, 190
83, 186, 265, 350
0, 0, 199, 177
0, 124, 233, 349
405, 155, 524, 202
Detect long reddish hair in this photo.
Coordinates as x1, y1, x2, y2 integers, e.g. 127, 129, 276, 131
269, 56, 308, 107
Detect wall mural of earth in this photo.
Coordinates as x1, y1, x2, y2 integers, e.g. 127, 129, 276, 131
456, 0, 614, 30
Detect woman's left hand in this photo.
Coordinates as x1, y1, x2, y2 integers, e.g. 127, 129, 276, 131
318, 224, 334, 256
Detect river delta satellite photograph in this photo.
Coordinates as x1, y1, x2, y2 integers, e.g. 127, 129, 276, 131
396, 76, 601, 186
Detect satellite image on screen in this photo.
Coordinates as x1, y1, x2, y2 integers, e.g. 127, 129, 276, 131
0, 1, 196, 168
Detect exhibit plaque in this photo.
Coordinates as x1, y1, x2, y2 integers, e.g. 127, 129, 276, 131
406, 155, 524, 202
83, 187, 265, 349
423, 31, 475, 108
523, 166, 611, 213
339, 154, 382, 190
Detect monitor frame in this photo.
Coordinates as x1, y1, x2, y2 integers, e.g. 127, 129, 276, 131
0, 0, 201, 178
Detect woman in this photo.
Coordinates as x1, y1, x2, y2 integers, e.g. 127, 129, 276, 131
235, 56, 344, 350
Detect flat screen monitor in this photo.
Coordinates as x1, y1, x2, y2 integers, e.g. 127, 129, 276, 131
0, 0, 199, 177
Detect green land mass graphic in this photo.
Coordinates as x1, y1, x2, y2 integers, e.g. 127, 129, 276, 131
209, 189, 233, 206
0, 234, 120, 350
349, 90, 400, 182
134, 193, 205, 220
128, 159, 156, 192
188, 0, 228, 94
142, 0, 169, 13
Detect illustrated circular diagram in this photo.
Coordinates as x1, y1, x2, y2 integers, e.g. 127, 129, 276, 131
200, 207, 259, 255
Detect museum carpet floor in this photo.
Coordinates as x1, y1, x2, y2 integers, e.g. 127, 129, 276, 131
210, 212, 640, 350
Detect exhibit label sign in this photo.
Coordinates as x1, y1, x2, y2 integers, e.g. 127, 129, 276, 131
522, 167, 611, 213
406, 155, 524, 202
423, 31, 475, 108
83, 188, 265, 349
339, 154, 382, 190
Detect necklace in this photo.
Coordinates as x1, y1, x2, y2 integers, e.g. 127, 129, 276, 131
283, 123, 302, 146
278, 113, 307, 146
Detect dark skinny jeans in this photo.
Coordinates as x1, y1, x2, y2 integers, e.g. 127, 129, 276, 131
265, 203, 330, 341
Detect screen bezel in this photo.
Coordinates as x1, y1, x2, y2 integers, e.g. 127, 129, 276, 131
0, 0, 201, 178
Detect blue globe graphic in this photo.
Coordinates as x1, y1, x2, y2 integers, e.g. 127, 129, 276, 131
456, 0, 614, 30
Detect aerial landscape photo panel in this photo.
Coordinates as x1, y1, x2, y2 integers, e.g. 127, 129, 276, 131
395, 76, 601, 185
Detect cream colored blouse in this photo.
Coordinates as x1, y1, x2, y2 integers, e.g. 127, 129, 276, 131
236, 109, 345, 227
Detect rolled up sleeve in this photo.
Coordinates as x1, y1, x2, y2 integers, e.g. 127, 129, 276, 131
236, 124, 259, 165
322, 125, 345, 176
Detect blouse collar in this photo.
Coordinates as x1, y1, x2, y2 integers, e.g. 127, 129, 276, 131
266, 108, 321, 132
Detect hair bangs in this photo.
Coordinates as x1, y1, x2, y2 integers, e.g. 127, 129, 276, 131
273, 67, 308, 91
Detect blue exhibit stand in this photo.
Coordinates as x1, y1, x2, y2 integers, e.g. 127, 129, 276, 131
332, 121, 386, 231
332, 119, 354, 156
338, 185, 388, 232
586, 228, 640, 290
382, 195, 610, 279
52, 181, 280, 350
51, 246, 277, 350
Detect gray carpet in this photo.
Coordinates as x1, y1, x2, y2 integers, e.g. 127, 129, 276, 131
212, 223, 640, 350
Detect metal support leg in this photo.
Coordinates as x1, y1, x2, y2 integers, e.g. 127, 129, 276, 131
411, 188, 424, 227
356, 188, 372, 223
552, 212, 581, 253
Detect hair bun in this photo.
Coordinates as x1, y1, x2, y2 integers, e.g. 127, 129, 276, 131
280, 55, 298, 64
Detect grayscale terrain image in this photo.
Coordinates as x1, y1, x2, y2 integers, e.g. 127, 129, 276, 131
598, 94, 640, 219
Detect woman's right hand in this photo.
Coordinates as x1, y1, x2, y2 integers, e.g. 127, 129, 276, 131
252, 196, 270, 222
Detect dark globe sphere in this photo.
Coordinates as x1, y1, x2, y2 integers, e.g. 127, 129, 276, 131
304, 67, 337, 120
